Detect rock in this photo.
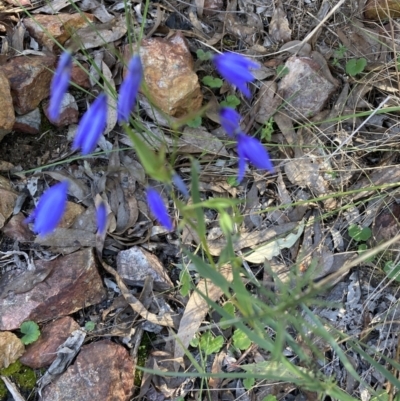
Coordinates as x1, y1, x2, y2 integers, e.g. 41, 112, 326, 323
42, 340, 134, 401
2, 212, 34, 242
2, 55, 55, 115
20, 317, 80, 369
0, 176, 18, 230
43, 93, 79, 127
13, 108, 41, 134
58, 201, 85, 228
117, 246, 173, 291
278, 56, 337, 120
71, 63, 90, 89
137, 32, 203, 117
365, 0, 400, 19
0, 70, 15, 142
24, 13, 95, 51
0, 248, 106, 330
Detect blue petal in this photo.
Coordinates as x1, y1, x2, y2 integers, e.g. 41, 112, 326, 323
146, 187, 173, 231
48, 51, 73, 122
172, 173, 189, 199
117, 55, 143, 124
237, 134, 274, 173
219, 107, 241, 137
73, 93, 108, 155
213, 53, 259, 97
31, 181, 69, 236
96, 201, 107, 234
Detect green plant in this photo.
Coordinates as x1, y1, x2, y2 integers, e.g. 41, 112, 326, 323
85, 321, 96, 331
332, 44, 347, 66
20, 321, 40, 345
261, 117, 274, 142
196, 49, 212, 61
348, 224, 374, 262
202, 76, 223, 88
383, 261, 400, 282
190, 331, 224, 355
220, 95, 241, 109
276, 65, 289, 78
345, 58, 367, 76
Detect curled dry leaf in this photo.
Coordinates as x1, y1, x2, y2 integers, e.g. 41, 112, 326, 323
269, 3, 291, 43
254, 81, 281, 124
0, 331, 25, 369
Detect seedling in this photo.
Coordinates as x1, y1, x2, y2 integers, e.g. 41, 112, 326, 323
202, 76, 223, 88
345, 58, 367, 76
187, 115, 202, 128
220, 95, 241, 109
85, 321, 96, 331
196, 49, 212, 61
383, 261, 400, 282
232, 328, 252, 350
261, 117, 274, 142
348, 224, 373, 262
20, 321, 40, 345
276, 65, 289, 78
190, 331, 224, 355
332, 44, 347, 66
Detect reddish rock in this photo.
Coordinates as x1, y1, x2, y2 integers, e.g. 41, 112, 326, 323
136, 32, 203, 118
20, 317, 80, 369
43, 93, 79, 127
42, 340, 134, 401
71, 63, 90, 89
2, 55, 55, 115
0, 176, 18, 230
278, 56, 337, 120
13, 108, 41, 134
24, 13, 95, 51
0, 248, 106, 330
117, 246, 173, 291
2, 212, 34, 242
0, 70, 15, 142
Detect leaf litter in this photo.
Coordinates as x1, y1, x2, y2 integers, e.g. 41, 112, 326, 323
1, 0, 400, 399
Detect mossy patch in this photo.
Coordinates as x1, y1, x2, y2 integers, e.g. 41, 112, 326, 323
0, 360, 36, 400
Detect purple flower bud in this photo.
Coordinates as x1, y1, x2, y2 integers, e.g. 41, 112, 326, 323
237, 133, 274, 182
219, 107, 242, 137
73, 93, 108, 155
25, 181, 69, 236
96, 201, 107, 234
172, 173, 189, 199
213, 53, 259, 98
146, 187, 173, 231
117, 55, 143, 124
48, 51, 73, 122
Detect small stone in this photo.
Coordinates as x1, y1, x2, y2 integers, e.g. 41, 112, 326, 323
365, 0, 400, 19
278, 56, 336, 120
20, 317, 80, 369
44, 93, 79, 127
135, 32, 203, 118
2, 55, 55, 115
203, 0, 223, 16
0, 176, 18, 230
71, 63, 90, 89
24, 13, 95, 51
2, 212, 34, 242
117, 246, 173, 291
42, 340, 134, 401
0, 70, 15, 142
0, 248, 106, 330
13, 108, 41, 134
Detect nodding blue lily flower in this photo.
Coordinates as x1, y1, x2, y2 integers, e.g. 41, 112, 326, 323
73, 93, 108, 155
213, 53, 259, 98
96, 201, 107, 235
237, 133, 274, 183
172, 173, 189, 199
219, 107, 242, 137
25, 181, 69, 236
117, 54, 143, 124
48, 51, 73, 122
146, 187, 173, 231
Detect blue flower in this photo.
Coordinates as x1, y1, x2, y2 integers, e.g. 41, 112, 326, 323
73, 93, 108, 155
146, 187, 173, 231
213, 53, 259, 98
219, 107, 242, 137
25, 181, 69, 236
96, 201, 107, 234
172, 173, 189, 199
117, 55, 143, 124
237, 133, 274, 182
48, 51, 73, 122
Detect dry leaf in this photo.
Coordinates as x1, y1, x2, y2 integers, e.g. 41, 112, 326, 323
269, 3, 291, 43
0, 331, 24, 369
174, 265, 233, 367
